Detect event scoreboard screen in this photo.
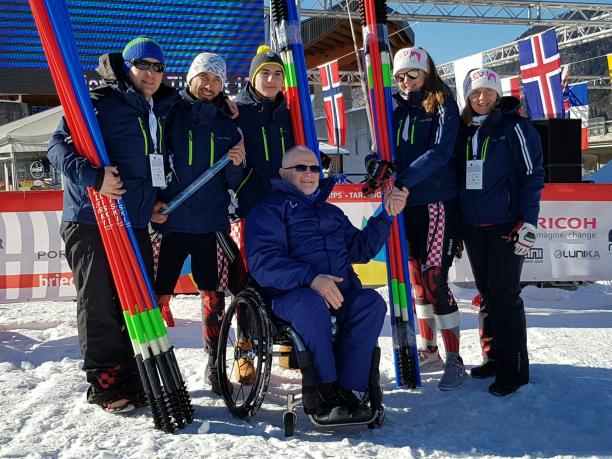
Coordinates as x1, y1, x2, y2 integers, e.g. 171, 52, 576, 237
0, 0, 264, 93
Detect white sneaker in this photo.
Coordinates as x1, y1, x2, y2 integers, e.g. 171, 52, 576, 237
438, 354, 465, 391
418, 347, 444, 372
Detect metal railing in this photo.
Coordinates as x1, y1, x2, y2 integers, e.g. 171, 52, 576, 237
588, 119, 612, 137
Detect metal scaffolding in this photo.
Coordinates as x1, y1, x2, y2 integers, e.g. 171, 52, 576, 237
437, 16, 612, 78
284, 1, 611, 85
265, 0, 612, 27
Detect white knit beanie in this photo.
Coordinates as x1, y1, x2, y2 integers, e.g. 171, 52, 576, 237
187, 53, 226, 84
463, 68, 502, 100
392, 47, 429, 75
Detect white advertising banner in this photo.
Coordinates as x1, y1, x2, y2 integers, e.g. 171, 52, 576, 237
2, 186, 612, 303
450, 199, 612, 282
0, 209, 75, 302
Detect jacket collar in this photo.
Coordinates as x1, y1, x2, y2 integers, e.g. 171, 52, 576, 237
270, 177, 336, 204
477, 96, 522, 133
393, 90, 424, 109
235, 82, 287, 116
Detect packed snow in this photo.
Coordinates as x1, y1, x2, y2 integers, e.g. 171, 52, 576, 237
1, 282, 611, 458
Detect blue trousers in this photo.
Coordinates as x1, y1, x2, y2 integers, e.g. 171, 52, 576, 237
272, 288, 386, 391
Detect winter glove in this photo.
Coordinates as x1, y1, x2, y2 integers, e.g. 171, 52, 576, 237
507, 221, 537, 256
362, 154, 396, 197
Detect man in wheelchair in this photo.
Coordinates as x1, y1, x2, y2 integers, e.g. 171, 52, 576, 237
245, 146, 408, 423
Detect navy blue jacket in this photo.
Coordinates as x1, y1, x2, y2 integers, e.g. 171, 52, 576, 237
234, 83, 294, 217
245, 178, 392, 297
154, 90, 243, 234
392, 90, 460, 206
456, 97, 545, 226
47, 57, 178, 229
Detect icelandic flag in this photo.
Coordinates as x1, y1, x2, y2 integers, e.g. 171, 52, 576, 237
318, 60, 346, 146
518, 29, 564, 119
567, 82, 589, 150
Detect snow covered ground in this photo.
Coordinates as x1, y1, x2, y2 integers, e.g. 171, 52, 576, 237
1, 282, 612, 458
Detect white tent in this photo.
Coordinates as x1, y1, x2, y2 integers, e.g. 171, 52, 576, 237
0, 106, 63, 155
0, 106, 63, 190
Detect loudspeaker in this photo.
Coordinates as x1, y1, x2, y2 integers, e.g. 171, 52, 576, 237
531, 118, 582, 165
544, 164, 582, 183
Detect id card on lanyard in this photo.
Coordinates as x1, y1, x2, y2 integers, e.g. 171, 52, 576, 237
148, 99, 166, 188
466, 160, 483, 190
466, 130, 489, 190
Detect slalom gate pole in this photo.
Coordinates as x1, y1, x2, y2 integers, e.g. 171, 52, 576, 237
29, 0, 193, 430
359, 0, 420, 388
270, 0, 322, 165
160, 154, 230, 215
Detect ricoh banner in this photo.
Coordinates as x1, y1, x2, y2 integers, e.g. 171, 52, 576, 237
1, 185, 612, 303
450, 197, 612, 282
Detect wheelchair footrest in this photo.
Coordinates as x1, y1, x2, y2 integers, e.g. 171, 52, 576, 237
308, 406, 384, 427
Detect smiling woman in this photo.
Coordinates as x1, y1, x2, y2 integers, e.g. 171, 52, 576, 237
390, 46, 465, 391
456, 67, 545, 396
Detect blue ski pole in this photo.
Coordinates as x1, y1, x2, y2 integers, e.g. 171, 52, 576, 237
160, 153, 230, 215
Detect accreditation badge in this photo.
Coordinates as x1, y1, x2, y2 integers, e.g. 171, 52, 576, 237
149, 153, 166, 188
466, 159, 483, 190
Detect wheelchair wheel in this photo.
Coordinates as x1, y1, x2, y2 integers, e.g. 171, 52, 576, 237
218, 288, 273, 418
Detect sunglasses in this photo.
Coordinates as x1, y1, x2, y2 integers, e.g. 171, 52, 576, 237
394, 69, 420, 82
283, 164, 321, 173
130, 59, 165, 73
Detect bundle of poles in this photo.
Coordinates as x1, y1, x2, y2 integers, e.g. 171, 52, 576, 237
270, 0, 322, 164
28, 0, 193, 432
359, 0, 421, 388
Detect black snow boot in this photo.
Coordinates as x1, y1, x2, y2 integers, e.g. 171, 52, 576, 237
334, 384, 371, 420
314, 383, 350, 423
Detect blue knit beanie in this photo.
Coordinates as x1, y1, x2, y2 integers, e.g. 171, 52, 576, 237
123, 37, 165, 71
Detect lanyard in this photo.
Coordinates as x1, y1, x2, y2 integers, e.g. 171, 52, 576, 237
466, 129, 490, 161
148, 98, 158, 154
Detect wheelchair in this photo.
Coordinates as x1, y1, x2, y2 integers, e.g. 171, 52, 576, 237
216, 284, 386, 437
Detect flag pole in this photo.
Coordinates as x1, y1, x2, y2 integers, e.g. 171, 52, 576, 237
346, 0, 375, 145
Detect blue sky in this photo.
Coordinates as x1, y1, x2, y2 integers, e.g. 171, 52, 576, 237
407, 23, 528, 65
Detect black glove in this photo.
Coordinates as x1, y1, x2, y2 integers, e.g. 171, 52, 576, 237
362, 155, 396, 197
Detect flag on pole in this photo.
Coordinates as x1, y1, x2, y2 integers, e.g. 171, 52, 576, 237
567, 82, 589, 150
518, 29, 564, 119
561, 64, 570, 111
501, 75, 521, 100
318, 59, 347, 146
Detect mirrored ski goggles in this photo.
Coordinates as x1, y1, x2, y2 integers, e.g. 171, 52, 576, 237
394, 69, 421, 82
283, 164, 321, 173
129, 59, 165, 73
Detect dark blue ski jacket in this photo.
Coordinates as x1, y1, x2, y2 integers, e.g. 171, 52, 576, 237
234, 83, 294, 217
456, 96, 545, 226
392, 90, 460, 206
245, 177, 392, 297
153, 90, 243, 234
47, 53, 179, 229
